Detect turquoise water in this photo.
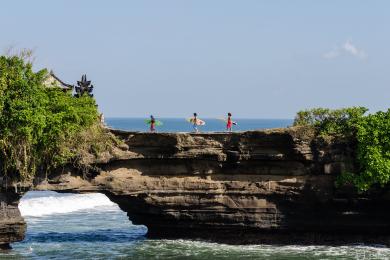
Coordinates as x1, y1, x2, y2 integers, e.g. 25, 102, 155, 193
105, 118, 293, 132
1, 119, 389, 259
6, 191, 390, 260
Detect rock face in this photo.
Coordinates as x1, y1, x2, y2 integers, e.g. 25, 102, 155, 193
0, 191, 25, 248
36, 127, 386, 244
2, 127, 390, 246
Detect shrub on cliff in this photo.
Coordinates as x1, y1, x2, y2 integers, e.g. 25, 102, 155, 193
337, 109, 390, 191
0, 54, 105, 182
293, 107, 368, 137
294, 107, 390, 191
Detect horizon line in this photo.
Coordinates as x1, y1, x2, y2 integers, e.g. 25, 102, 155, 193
105, 117, 294, 120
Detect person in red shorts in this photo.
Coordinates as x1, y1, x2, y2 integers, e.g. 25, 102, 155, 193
226, 112, 233, 132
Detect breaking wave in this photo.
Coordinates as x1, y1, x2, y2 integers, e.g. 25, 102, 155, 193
19, 191, 116, 217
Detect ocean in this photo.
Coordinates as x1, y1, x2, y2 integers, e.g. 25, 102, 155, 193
2, 118, 389, 259
105, 118, 294, 132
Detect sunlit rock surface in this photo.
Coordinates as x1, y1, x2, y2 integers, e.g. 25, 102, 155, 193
2, 127, 390, 246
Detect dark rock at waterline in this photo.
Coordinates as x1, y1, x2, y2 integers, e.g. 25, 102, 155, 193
2, 126, 390, 246
0, 192, 26, 249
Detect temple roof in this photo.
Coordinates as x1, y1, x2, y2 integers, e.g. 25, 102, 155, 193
43, 71, 74, 90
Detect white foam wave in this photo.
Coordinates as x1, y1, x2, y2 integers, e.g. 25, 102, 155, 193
142, 240, 390, 258
19, 192, 116, 217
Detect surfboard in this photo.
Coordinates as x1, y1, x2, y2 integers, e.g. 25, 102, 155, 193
217, 118, 237, 125
187, 118, 206, 126
145, 119, 163, 126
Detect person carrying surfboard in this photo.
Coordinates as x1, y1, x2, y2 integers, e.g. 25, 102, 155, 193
188, 113, 205, 133
146, 116, 163, 132
192, 113, 199, 132
226, 113, 237, 132
149, 115, 156, 132
226, 113, 233, 132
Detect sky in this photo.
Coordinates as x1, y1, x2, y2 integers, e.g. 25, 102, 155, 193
1, 0, 389, 118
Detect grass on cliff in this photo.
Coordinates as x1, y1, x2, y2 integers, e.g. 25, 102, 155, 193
294, 107, 390, 191
63, 123, 121, 172
0, 54, 115, 183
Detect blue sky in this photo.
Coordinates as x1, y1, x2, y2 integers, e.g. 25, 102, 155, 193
1, 0, 389, 118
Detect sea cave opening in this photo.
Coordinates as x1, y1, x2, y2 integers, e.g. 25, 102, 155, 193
16, 191, 147, 250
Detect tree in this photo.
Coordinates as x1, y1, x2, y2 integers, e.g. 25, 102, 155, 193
0, 55, 100, 182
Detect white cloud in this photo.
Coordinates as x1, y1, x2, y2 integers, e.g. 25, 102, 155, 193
342, 40, 367, 59
323, 40, 367, 60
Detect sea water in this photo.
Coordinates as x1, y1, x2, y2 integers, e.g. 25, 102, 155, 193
1, 118, 389, 259
105, 118, 293, 132
4, 192, 389, 260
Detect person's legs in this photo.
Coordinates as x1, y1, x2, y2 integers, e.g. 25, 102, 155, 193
227, 123, 232, 132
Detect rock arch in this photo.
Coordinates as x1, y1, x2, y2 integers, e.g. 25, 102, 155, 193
1, 129, 390, 248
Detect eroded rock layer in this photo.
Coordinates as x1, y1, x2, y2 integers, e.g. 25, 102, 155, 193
0, 192, 25, 248
37, 127, 384, 243
2, 127, 390, 245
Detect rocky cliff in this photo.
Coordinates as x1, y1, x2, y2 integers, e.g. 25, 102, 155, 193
2, 127, 390, 247
0, 192, 25, 249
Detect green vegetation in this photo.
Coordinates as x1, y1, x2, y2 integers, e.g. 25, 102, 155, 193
0, 54, 112, 182
2, 52, 388, 193
294, 107, 390, 191
293, 107, 368, 137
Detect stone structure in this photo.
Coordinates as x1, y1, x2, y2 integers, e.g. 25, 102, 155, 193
1, 127, 390, 247
75, 74, 94, 97
43, 71, 74, 92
